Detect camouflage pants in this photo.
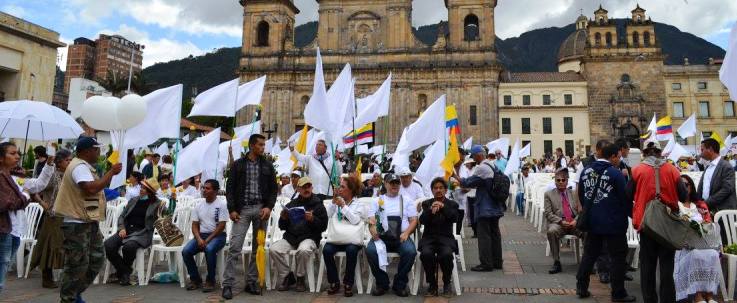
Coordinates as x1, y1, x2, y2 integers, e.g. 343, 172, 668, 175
59, 222, 104, 303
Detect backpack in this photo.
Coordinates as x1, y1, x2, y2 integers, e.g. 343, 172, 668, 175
484, 163, 510, 204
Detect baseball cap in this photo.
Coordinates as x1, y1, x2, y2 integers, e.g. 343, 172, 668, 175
396, 166, 412, 176
298, 176, 313, 187
643, 141, 662, 152
75, 136, 102, 151
470, 145, 485, 156
384, 173, 400, 183
290, 170, 303, 178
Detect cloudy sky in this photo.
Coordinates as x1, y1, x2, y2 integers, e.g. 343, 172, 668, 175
3, 0, 734, 69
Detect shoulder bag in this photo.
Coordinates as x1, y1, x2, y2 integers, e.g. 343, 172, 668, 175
153, 198, 184, 247
640, 164, 693, 250
326, 199, 365, 246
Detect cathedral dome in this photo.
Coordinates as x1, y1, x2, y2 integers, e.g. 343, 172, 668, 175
557, 19, 588, 64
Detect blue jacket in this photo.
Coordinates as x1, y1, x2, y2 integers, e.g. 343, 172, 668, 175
460, 161, 505, 218
577, 160, 630, 235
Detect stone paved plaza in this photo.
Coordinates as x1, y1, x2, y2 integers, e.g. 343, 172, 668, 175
3, 212, 647, 303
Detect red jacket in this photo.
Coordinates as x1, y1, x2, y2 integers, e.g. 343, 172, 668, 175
631, 162, 682, 230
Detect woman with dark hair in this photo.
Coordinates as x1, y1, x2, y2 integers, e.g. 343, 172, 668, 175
178, 176, 200, 198
322, 176, 367, 297
0, 142, 30, 293
674, 174, 722, 303
160, 155, 174, 176
28, 149, 73, 288
125, 171, 144, 200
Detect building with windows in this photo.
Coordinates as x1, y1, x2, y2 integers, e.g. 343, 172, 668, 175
498, 72, 590, 158
0, 11, 65, 102
63, 34, 143, 93
237, 0, 502, 144
664, 59, 734, 144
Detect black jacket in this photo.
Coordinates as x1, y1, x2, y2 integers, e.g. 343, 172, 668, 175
278, 194, 328, 246
418, 198, 459, 253
226, 154, 278, 213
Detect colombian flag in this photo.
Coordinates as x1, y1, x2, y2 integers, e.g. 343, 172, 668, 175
343, 123, 374, 147
446, 105, 460, 135
655, 116, 673, 141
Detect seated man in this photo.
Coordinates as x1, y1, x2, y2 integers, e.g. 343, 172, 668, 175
280, 170, 301, 200
361, 172, 383, 198
104, 178, 163, 285
544, 169, 583, 274
366, 173, 418, 297
182, 180, 228, 292
271, 177, 328, 292
419, 178, 459, 297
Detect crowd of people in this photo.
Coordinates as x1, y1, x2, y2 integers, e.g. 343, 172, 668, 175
1, 131, 737, 303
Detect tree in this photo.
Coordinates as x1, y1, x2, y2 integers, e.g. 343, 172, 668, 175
96, 70, 128, 96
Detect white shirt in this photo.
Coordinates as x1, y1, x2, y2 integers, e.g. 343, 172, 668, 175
191, 197, 228, 234
372, 194, 418, 232
399, 181, 425, 204
64, 162, 96, 223
138, 159, 150, 172
178, 185, 200, 198
702, 156, 721, 200
280, 184, 296, 200
460, 165, 476, 198
678, 202, 703, 223
125, 184, 141, 200
327, 198, 368, 225
10, 176, 30, 237
292, 150, 334, 196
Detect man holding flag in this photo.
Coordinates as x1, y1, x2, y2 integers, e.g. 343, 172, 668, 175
291, 139, 334, 199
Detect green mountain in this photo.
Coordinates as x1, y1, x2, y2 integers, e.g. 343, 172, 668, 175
142, 19, 725, 100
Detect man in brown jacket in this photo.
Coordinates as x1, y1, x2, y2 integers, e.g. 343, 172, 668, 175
544, 169, 582, 274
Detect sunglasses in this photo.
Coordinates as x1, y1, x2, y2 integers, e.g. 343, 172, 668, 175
555, 178, 568, 182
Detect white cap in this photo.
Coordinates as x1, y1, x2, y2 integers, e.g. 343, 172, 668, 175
396, 166, 412, 176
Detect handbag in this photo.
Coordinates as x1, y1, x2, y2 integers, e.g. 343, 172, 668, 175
640, 164, 694, 250
377, 196, 405, 248
326, 199, 365, 245
154, 201, 183, 247
576, 170, 605, 232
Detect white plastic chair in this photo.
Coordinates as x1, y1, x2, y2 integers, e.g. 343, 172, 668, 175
713, 210, 737, 301
452, 222, 466, 271
545, 234, 582, 264
17, 203, 43, 278
626, 218, 640, 269
146, 207, 192, 287
411, 253, 461, 296
315, 219, 367, 294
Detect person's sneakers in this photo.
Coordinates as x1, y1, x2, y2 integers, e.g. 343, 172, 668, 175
470, 265, 494, 272
576, 287, 591, 298
119, 274, 131, 286
202, 281, 215, 293
599, 273, 610, 284
548, 261, 562, 274
624, 273, 634, 281
371, 287, 387, 296
295, 277, 307, 292
327, 283, 341, 295
394, 288, 409, 297
244, 282, 260, 295
441, 284, 453, 298
344, 284, 354, 297
186, 281, 202, 291
424, 285, 438, 297
222, 286, 233, 300
611, 295, 637, 302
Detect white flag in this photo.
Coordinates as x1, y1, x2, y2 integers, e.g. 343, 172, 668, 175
462, 137, 473, 151
182, 134, 190, 142
236, 76, 266, 108
519, 145, 531, 159
677, 113, 697, 139
324, 65, 354, 144
721, 134, 733, 156
175, 128, 221, 185
486, 138, 510, 158
303, 48, 331, 133
155, 142, 169, 157
668, 143, 690, 163
393, 95, 447, 157
720, 21, 737, 101
357, 144, 370, 155
414, 139, 446, 193
188, 78, 239, 117
274, 147, 293, 176
663, 137, 676, 156
370, 145, 385, 155
504, 139, 522, 175
233, 121, 261, 145
124, 84, 183, 148
343, 73, 392, 134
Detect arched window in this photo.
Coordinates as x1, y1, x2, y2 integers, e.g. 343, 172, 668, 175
299, 95, 309, 118
605, 32, 613, 47
632, 31, 639, 47
598, 17, 604, 25
464, 14, 480, 41
594, 33, 601, 47
256, 21, 270, 47
636, 15, 642, 23
643, 31, 651, 47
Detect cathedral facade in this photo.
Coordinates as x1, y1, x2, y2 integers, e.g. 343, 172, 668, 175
237, 0, 503, 147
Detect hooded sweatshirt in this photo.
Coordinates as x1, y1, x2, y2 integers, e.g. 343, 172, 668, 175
578, 160, 630, 235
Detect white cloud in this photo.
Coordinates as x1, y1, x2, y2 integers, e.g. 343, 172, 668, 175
2, 4, 26, 18
98, 25, 206, 68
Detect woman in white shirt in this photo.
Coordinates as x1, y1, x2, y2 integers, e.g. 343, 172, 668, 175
124, 171, 143, 200
177, 177, 201, 198
322, 176, 367, 297
366, 173, 418, 297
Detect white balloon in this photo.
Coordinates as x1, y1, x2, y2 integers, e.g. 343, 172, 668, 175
105, 96, 123, 130
117, 94, 147, 129
81, 96, 117, 131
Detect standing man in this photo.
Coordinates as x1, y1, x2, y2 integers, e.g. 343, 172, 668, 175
223, 134, 278, 300
697, 138, 737, 241
555, 148, 567, 170
141, 153, 160, 179
54, 137, 123, 303
575, 142, 635, 302
457, 145, 505, 272
291, 139, 333, 198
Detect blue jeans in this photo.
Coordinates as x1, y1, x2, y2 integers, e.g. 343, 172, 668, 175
182, 233, 226, 283
366, 239, 417, 291
515, 192, 525, 215
322, 243, 361, 286
0, 233, 20, 293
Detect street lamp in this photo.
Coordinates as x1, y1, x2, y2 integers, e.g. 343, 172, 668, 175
264, 123, 278, 139
126, 43, 145, 94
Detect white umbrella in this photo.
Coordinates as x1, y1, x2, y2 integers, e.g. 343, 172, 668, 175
0, 100, 84, 161
0, 100, 84, 141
